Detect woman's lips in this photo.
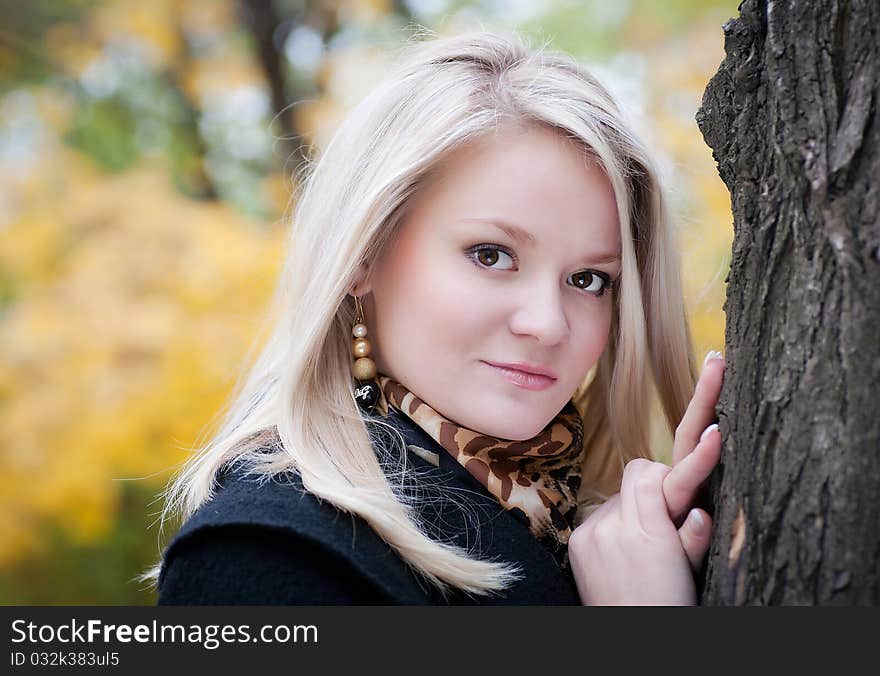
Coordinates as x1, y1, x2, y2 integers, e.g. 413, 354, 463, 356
482, 361, 557, 391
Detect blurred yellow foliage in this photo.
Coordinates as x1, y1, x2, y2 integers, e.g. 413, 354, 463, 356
340, 0, 393, 23
43, 23, 103, 78
89, 0, 183, 69
0, 146, 286, 566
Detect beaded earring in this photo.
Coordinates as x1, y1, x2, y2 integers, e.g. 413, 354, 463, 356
350, 294, 380, 414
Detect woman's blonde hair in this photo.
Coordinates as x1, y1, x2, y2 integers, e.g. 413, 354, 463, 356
140, 27, 697, 599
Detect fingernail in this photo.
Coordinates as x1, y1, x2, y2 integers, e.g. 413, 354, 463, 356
703, 350, 723, 367
689, 509, 706, 536
700, 423, 719, 442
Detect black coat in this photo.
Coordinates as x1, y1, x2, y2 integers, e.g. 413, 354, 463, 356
157, 405, 582, 605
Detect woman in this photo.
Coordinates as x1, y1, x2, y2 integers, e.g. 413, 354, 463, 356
144, 28, 725, 605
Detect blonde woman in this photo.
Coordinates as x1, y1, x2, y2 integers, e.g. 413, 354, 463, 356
145, 28, 725, 605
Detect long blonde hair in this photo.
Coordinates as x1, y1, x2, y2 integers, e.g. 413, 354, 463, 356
140, 28, 697, 599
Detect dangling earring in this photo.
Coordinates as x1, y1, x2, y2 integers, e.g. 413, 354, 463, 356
350, 294, 380, 414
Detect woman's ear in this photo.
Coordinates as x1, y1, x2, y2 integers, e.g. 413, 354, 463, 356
349, 262, 372, 297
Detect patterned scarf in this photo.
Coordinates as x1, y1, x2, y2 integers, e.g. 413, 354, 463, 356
374, 373, 585, 569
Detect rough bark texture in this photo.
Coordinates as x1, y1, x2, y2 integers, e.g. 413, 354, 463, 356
695, 0, 880, 604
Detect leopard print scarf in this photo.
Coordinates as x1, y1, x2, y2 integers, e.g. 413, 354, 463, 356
374, 373, 585, 569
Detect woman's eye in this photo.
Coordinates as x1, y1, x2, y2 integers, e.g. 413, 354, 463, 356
466, 245, 516, 271
466, 244, 614, 298
570, 270, 613, 297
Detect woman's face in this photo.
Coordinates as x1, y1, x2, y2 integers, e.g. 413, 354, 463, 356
356, 124, 621, 440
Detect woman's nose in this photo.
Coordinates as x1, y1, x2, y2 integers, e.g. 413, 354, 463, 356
509, 283, 569, 346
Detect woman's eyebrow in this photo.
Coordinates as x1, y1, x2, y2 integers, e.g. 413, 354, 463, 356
458, 217, 538, 246
457, 217, 622, 264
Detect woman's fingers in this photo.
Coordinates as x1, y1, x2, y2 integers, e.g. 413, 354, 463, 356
672, 352, 724, 466
678, 508, 713, 572
663, 422, 722, 523
621, 458, 674, 536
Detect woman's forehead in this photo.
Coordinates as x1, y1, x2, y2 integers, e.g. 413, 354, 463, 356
400, 128, 620, 253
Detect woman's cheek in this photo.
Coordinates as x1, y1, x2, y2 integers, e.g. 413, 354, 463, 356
590, 305, 614, 357
428, 275, 491, 342
572, 305, 612, 361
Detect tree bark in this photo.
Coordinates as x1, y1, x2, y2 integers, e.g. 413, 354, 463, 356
695, 0, 880, 604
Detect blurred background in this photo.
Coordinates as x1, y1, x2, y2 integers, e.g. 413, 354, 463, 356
0, 0, 735, 604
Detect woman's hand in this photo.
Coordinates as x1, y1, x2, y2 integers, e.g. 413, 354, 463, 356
664, 352, 725, 528
567, 352, 725, 605
568, 458, 703, 604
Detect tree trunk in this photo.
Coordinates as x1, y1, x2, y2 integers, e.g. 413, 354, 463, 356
695, 0, 880, 604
